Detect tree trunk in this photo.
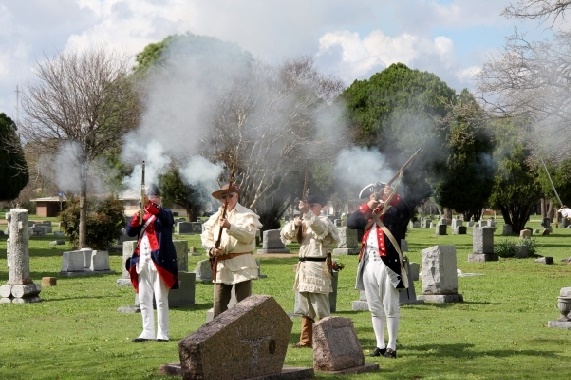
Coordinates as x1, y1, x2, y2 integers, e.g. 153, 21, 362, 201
79, 161, 88, 248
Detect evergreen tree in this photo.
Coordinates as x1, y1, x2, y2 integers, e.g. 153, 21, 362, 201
0, 113, 28, 201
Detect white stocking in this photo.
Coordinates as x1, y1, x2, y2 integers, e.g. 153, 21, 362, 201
371, 315, 385, 349
386, 316, 399, 350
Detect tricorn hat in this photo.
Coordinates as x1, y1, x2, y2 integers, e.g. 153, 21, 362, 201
212, 183, 240, 200
307, 194, 327, 207
146, 183, 160, 197
359, 182, 386, 199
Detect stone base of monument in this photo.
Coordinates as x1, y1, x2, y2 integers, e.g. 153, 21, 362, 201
158, 363, 314, 379
59, 269, 115, 277
331, 247, 360, 255
116, 278, 131, 286
117, 305, 140, 313
256, 248, 291, 253
419, 293, 463, 303
351, 300, 369, 311
1, 295, 42, 304
547, 321, 571, 329
467, 253, 498, 262
315, 364, 379, 376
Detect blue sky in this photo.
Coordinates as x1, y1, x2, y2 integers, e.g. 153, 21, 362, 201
0, 0, 543, 119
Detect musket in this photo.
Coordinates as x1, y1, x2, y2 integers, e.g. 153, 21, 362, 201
211, 170, 236, 278
296, 164, 309, 244
370, 148, 422, 202
139, 161, 145, 225
540, 157, 564, 208
386, 148, 422, 188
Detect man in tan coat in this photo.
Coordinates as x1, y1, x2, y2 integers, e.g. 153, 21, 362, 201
281, 194, 339, 348
201, 184, 263, 317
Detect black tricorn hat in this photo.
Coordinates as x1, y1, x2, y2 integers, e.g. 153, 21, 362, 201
359, 182, 386, 199
146, 184, 160, 197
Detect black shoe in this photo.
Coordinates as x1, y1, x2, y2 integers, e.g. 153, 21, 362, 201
384, 348, 397, 358
157, 339, 169, 342
132, 338, 152, 342
369, 347, 386, 357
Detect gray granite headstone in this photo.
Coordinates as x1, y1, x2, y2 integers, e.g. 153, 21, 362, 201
256, 229, 290, 253
90, 250, 110, 271
178, 295, 293, 380
469, 227, 498, 262
332, 227, 360, 255
420, 245, 462, 303
313, 316, 378, 374
176, 222, 194, 234
61, 250, 85, 272
194, 259, 213, 283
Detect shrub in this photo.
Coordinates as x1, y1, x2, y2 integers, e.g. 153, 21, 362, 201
495, 239, 516, 258
519, 237, 539, 257
59, 196, 125, 250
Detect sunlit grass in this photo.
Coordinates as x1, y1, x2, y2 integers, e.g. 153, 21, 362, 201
0, 215, 570, 379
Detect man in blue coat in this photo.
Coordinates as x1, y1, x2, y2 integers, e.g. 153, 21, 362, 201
126, 183, 178, 342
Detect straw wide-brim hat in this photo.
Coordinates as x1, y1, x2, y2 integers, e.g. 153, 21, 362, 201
212, 184, 240, 200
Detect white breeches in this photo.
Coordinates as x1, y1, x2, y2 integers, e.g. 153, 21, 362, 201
363, 258, 400, 318
138, 260, 170, 340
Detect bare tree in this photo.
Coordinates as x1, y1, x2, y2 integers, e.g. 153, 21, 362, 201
20, 48, 140, 247
204, 57, 346, 224
477, 29, 571, 160
502, 0, 571, 24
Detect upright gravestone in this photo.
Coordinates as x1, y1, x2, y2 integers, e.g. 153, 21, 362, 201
256, 229, 290, 253
313, 316, 378, 374
0, 209, 41, 304
468, 227, 498, 262
170, 295, 306, 380
195, 259, 213, 283
332, 227, 360, 255
420, 245, 463, 303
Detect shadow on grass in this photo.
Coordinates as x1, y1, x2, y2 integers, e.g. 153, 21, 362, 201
405, 342, 559, 358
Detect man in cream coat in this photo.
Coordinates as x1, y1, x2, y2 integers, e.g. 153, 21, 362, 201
281, 194, 339, 348
201, 183, 263, 317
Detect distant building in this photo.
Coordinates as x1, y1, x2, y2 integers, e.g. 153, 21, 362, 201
30, 197, 67, 217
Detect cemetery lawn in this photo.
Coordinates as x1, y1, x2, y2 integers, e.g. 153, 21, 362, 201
0, 216, 570, 380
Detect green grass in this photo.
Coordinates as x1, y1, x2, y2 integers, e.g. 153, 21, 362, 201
1, 216, 570, 379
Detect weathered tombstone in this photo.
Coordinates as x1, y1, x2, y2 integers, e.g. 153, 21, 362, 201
90, 250, 110, 271
256, 259, 267, 279
61, 250, 85, 272
194, 259, 213, 283
514, 245, 528, 258
467, 221, 476, 227
534, 256, 554, 265
81, 247, 93, 268
168, 271, 196, 307
422, 219, 431, 228
468, 227, 498, 262
191, 222, 203, 233
519, 229, 533, 238
256, 229, 290, 253
313, 316, 378, 374
409, 262, 420, 281
453, 226, 467, 235
502, 224, 513, 236
351, 290, 369, 311
435, 224, 447, 235
0, 209, 42, 304
332, 227, 360, 255
118, 241, 137, 285
478, 220, 488, 228
173, 240, 189, 272
176, 295, 300, 380
420, 245, 463, 303
176, 222, 194, 234
399, 260, 423, 305
451, 219, 462, 229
